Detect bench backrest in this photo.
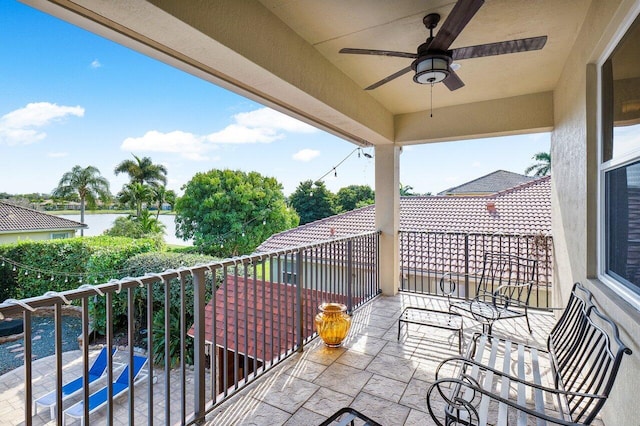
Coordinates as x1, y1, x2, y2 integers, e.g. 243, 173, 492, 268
476, 252, 537, 308
548, 282, 632, 424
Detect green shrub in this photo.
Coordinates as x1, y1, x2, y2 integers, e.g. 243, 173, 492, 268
0, 236, 158, 301
117, 252, 252, 366
152, 307, 193, 368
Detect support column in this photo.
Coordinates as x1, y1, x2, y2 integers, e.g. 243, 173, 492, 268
375, 145, 400, 296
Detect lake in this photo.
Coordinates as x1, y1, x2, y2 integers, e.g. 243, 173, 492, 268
57, 213, 192, 246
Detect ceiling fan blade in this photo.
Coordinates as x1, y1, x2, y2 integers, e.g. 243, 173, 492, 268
365, 65, 413, 90
430, 0, 484, 52
443, 69, 465, 91
451, 36, 547, 60
339, 48, 417, 59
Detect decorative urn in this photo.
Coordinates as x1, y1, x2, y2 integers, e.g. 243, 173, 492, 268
315, 303, 351, 347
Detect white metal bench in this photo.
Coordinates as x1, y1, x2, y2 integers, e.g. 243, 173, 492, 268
427, 282, 632, 426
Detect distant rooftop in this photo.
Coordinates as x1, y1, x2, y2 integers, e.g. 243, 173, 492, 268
0, 201, 86, 233
437, 170, 536, 196
258, 175, 551, 252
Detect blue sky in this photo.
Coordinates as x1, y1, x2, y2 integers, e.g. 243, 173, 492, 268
0, 1, 549, 197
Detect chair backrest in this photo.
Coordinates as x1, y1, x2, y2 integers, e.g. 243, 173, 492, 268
548, 282, 632, 424
476, 252, 537, 307
115, 355, 148, 385
88, 347, 116, 377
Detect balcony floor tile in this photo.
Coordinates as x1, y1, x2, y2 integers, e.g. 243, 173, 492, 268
0, 293, 606, 425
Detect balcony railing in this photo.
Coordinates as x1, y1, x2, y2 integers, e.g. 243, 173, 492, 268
0, 231, 380, 425
399, 231, 553, 308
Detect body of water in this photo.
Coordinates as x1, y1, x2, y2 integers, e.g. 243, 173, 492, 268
58, 213, 192, 246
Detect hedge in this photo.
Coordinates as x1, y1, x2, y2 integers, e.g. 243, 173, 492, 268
0, 236, 159, 301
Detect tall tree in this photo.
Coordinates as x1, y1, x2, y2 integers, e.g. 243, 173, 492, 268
151, 185, 171, 219
525, 152, 551, 176
289, 180, 337, 225
175, 169, 299, 256
336, 185, 375, 212
164, 189, 177, 210
117, 182, 152, 217
52, 165, 111, 236
114, 154, 168, 187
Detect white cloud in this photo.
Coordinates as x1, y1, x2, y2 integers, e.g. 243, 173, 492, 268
47, 152, 69, 158
206, 107, 317, 144
293, 148, 320, 162
121, 107, 318, 159
234, 108, 317, 133
90, 59, 102, 69
0, 102, 85, 145
472, 161, 481, 168
121, 130, 215, 161
206, 124, 280, 144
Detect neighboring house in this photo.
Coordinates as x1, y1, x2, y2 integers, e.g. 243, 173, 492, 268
259, 175, 551, 251
259, 175, 553, 305
437, 170, 536, 196
0, 201, 86, 244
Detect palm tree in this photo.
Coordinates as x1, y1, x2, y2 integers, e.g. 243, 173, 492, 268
137, 210, 166, 234
525, 152, 551, 176
52, 165, 111, 236
399, 183, 415, 196
151, 185, 169, 219
114, 154, 168, 187
118, 182, 152, 217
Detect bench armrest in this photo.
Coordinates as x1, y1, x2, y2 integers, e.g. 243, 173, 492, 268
435, 356, 561, 393
427, 375, 606, 426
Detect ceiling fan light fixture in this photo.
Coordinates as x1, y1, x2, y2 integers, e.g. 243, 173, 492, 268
413, 55, 450, 84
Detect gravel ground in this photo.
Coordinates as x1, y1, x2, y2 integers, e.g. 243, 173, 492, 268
0, 315, 82, 376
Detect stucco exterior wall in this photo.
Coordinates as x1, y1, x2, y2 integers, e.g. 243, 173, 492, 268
0, 230, 75, 245
552, 1, 640, 424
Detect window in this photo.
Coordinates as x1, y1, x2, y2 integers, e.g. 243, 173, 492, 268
601, 12, 640, 299
51, 232, 70, 239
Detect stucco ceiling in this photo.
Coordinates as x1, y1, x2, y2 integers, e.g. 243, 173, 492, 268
23, 0, 593, 146
258, 0, 590, 114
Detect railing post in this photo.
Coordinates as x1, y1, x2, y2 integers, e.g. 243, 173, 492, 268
464, 234, 470, 299
347, 240, 353, 314
193, 268, 206, 423
296, 250, 304, 353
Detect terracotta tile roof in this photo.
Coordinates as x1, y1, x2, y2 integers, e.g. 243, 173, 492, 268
189, 276, 351, 361
0, 201, 86, 233
437, 170, 535, 195
258, 176, 550, 252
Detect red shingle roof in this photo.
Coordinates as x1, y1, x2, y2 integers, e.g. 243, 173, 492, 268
258, 176, 551, 252
0, 201, 86, 233
189, 276, 351, 361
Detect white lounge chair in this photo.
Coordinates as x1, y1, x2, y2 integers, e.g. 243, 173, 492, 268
34, 347, 116, 419
63, 354, 148, 426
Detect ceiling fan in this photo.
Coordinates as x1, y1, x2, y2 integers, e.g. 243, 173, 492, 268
339, 0, 547, 91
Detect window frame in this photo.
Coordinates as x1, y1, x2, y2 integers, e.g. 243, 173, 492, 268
598, 5, 640, 311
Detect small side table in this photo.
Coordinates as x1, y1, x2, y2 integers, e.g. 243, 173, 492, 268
398, 307, 464, 354
319, 407, 382, 426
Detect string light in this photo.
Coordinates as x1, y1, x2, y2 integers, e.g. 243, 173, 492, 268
313, 147, 373, 185
0, 255, 134, 285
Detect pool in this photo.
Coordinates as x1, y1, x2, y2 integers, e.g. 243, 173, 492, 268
0, 315, 83, 376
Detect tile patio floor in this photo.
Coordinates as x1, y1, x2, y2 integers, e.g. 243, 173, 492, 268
0, 293, 603, 425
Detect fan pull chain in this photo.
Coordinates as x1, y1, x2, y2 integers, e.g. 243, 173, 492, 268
430, 83, 434, 117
